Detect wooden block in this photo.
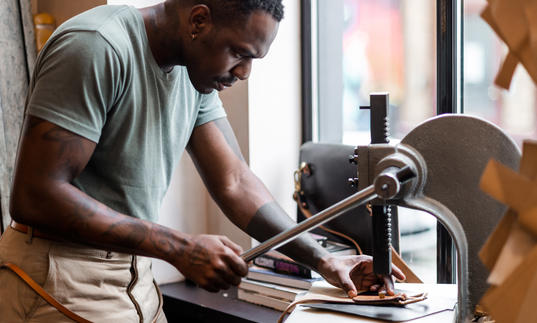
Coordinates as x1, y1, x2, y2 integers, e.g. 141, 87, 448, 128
479, 159, 534, 213
520, 141, 537, 179
481, 246, 537, 323
518, 206, 537, 237
479, 210, 517, 271
489, 0, 528, 50
494, 52, 519, 90
487, 222, 536, 285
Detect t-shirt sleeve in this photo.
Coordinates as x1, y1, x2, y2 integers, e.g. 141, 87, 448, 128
27, 31, 122, 143
194, 90, 227, 127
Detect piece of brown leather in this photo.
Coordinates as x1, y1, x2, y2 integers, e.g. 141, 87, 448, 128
277, 287, 427, 323
351, 292, 427, 306
297, 283, 427, 306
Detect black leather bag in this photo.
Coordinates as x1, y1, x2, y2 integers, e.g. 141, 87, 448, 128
296, 142, 400, 255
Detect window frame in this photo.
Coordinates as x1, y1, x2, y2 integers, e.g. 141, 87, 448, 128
300, 0, 464, 284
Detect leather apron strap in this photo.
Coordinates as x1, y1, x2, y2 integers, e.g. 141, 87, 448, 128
1, 261, 165, 323
0, 262, 93, 323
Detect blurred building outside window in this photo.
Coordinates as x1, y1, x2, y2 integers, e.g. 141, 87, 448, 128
316, 0, 437, 283
316, 0, 537, 283
463, 0, 537, 144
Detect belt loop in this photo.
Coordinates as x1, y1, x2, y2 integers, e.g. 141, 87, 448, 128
26, 226, 34, 244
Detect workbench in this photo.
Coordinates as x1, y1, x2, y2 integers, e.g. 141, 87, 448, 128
161, 280, 456, 323
160, 280, 281, 323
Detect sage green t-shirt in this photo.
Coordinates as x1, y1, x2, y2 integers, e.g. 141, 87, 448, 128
25, 5, 227, 222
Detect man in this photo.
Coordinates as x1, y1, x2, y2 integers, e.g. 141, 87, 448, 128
0, 0, 404, 321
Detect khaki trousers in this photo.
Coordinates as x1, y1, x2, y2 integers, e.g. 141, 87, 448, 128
0, 227, 167, 323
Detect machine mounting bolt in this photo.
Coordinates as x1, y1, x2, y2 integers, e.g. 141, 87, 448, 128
348, 154, 359, 164
347, 177, 359, 188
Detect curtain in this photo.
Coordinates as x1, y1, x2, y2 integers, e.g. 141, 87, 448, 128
0, 0, 36, 232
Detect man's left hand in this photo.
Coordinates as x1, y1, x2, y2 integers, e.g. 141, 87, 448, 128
317, 254, 406, 297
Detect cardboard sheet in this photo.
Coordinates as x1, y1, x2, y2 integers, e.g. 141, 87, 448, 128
479, 160, 534, 216
482, 0, 537, 89
479, 141, 537, 323
520, 141, 537, 178
481, 246, 537, 323
480, 159, 537, 236
487, 223, 536, 285
479, 210, 516, 271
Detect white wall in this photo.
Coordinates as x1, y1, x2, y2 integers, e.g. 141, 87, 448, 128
248, 0, 301, 221
153, 154, 208, 284
106, 0, 302, 285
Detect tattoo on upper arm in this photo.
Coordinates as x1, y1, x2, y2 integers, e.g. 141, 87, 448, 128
213, 118, 245, 161
38, 122, 93, 177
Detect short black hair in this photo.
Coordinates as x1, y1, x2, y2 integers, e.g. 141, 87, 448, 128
192, 0, 284, 23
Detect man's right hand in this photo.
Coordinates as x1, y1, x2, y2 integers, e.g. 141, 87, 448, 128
174, 234, 248, 292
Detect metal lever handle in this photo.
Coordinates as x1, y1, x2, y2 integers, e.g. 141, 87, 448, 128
241, 166, 416, 262
241, 185, 377, 262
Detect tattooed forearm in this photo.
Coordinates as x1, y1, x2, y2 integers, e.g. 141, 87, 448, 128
246, 202, 293, 241
246, 202, 329, 269
64, 189, 186, 261
62, 189, 108, 238
149, 224, 187, 259
101, 218, 148, 247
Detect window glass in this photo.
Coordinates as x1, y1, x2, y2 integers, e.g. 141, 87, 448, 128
316, 0, 438, 283
341, 0, 436, 144
463, 0, 536, 146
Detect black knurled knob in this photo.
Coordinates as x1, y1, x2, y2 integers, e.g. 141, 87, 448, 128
347, 177, 359, 188
348, 154, 358, 164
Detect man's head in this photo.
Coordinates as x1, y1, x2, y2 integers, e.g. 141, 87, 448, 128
167, 0, 284, 93
187, 0, 284, 26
